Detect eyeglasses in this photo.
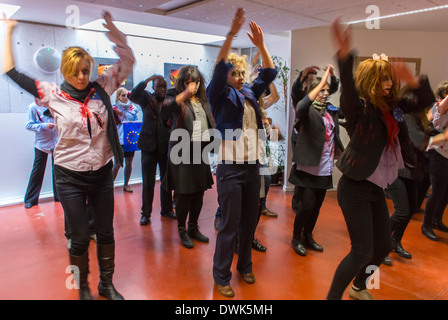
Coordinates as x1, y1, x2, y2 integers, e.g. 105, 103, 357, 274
231, 70, 246, 78
120, 94, 127, 97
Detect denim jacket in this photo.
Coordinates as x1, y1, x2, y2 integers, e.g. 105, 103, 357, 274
206, 59, 277, 140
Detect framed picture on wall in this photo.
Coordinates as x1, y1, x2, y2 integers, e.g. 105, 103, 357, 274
164, 63, 197, 88
355, 56, 421, 76
93, 57, 134, 90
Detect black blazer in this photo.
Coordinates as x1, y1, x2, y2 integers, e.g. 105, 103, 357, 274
335, 53, 435, 181
129, 81, 170, 154
162, 88, 216, 148
292, 95, 344, 167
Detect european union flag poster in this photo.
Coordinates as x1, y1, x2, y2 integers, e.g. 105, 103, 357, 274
123, 122, 142, 152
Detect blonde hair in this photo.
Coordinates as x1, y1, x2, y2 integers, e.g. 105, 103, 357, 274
115, 87, 127, 102
228, 53, 248, 79
354, 58, 399, 112
60, 47, 94, 81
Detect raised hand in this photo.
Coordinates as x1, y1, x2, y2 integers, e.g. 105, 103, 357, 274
391, 61, 418, 89
102, 11, 127, 45
229, 7, 245, 36
331, 18, 351, 59
247, 21, 264, 49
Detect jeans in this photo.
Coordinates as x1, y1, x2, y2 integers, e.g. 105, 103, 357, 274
386, 177, 417, 240
57, 172, 115, 256
213, 163, 260, 286
327, 175, 391, 300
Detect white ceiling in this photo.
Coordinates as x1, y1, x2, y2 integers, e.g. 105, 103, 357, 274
3, 0, 448, 47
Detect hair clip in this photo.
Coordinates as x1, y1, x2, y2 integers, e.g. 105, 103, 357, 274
372, 53, 389, 61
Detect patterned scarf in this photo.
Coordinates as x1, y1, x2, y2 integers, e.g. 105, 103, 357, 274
312, 100, 327, 116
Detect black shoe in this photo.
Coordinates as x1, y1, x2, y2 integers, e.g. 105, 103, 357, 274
187, 226, 209, 243
252, 238, 266, 252
161, 210, 176, 219
24, 202, 34, 209
69, 251, 93, 300
291, 238, 306, 256
140, 215, 150, 225
422, 224, 438, 241
178, 227, 194, 248
433, 221, 448, 233
303, 233, 324, 252
391, 238, 412, 259
383, 255, 393, 266
97, 243, 124, 300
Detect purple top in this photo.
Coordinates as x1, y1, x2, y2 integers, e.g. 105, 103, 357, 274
296, 111, 335, 176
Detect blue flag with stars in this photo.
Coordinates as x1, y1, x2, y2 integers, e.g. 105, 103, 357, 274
123, 122, 142, 152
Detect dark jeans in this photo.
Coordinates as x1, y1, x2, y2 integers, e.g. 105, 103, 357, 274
424, 149, 448, 226
24, 148, 58, 204
293, 187, 326, 237
213, 163, 260, 286
386, 177, 417, 240
141, 149, 173, 217
176, 191, 205, 228
57, 173, 115, 256
327, 175, 391, 300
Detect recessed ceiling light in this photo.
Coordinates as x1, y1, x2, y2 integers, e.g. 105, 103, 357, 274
79, 19, 225, 44
0, 3, 20, 18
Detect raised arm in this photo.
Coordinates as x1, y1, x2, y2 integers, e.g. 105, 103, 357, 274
2, 16, 16, 73
216, 8, 245, 63
247, 21, 274, 70
308, 67, 331, 102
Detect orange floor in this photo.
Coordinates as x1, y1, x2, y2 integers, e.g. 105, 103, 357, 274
0, 180, 447, 301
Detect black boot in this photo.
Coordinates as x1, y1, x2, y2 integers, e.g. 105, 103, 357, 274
422, 224, 438, 241
187, 223, 209, 243
178, 227, 194, 248
69, 251, 93, 300
391, 237, 412, 259
97, 243, 124, 300
303, 233, 324, 252
291, 234, 306, 256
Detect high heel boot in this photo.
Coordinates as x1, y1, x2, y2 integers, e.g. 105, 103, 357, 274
69, 250, 93, 300
97, 243, 124, 300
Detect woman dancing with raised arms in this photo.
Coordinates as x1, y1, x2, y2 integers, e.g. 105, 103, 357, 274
327, 19, 435, 300
3, 12, 135, 300
207, 8, 277, 298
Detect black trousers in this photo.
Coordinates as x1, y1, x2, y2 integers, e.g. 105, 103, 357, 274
386, 177, 417, 240
176, 191, 205, 228
327, 175, 391, 300
213, 162, 260, 286
24, 148, 58, 205
293, 187, 326, 237
57, 171, 115, 256
424, 149, 448, 226
141, 149, 173, 217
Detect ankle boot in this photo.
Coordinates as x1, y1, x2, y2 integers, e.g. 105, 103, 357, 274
391, 237, 412, 259
303, 233, 324, 252
433, 219, 448, 233
69, 251, 93, 300
97, 243, 124, 300
178, 227, 194, 248
187, 223, 209, 243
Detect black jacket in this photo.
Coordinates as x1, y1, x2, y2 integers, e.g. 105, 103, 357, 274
335, 53, 435, 181
129, 81, 170, 154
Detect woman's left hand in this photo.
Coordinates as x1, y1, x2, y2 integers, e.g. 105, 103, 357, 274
103, 11, 127, 45
391, 61, 419, 89
247, 21, 264, 48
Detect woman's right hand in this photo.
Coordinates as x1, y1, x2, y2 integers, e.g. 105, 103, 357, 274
331, 18, 351, 60
229, 7, 245, 36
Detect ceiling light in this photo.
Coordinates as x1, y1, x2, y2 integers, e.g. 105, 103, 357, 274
79, 19, 225, 44
348, 5, 448, 25
0, 3, 20, 18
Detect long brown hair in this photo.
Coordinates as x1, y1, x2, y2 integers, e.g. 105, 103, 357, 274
174, 66, 207, 102
354, 58, 399, 112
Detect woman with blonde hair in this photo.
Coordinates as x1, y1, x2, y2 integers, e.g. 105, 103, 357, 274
3, 12, 135, 300
327, 20, 435, 300
207, 8, 277, 297
112, 87, 139, 192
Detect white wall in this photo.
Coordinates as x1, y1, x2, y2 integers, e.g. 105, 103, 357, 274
0, 21, 221, 206
288, 26, 448, 189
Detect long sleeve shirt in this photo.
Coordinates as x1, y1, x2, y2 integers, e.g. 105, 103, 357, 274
25, 102, 58, 153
